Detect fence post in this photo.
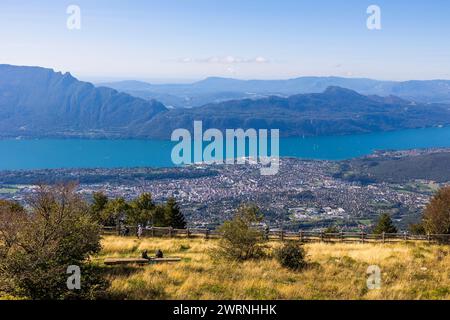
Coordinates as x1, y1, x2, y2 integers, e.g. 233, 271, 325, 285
205, 229, 209, 240
187, 228, 191, 238
404, 232, 407, 241
280, 229, 284, 241
361, 232, 365, 244
340, 231, 344, 242
169, 227, 173, 238
151, 227, 155, 237
299, 230, 304, 243
382, 232, 385, 243
427, 233, 431, 243
320, 231, 324, 242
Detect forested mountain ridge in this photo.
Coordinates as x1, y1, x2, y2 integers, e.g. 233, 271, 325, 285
1, 65, 450, 139
0, 64, 167, 138
141, 86, 450, 138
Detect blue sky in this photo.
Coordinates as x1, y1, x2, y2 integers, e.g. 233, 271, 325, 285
0, 0, 449, 82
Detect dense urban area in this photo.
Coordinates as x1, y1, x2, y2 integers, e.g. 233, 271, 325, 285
1, 149, 449, 231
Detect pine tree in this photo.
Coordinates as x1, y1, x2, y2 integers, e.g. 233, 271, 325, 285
164, 197, 186, 229
373, 213, 398, 234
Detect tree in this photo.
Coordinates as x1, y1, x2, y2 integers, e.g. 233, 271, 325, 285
372, 213, 398, 234
0, 184, 107, 299
0, 200, 28, 257
90, 192, 109, 224
102, 197, 130, 226
422, 186, 450, 234
128, 193, 155, 227
164, 197, 186, 229
214, 204, 266, 261
152, 204, 167, 227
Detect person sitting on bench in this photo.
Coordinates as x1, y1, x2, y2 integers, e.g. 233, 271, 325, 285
142, 250, 150, 260
155, 249, 163, 258
142, 249, 164, 260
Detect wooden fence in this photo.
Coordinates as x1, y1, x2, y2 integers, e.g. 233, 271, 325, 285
102, 226, 450, 244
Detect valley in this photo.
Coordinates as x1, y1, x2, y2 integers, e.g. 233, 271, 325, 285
1, 149, 448, 231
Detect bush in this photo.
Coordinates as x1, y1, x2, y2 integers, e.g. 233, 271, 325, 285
324, 225, 340, 233
409, 222, 426, 235
214, 205, 266, 261
275, 241, 307, 271
0, 183, 107, 300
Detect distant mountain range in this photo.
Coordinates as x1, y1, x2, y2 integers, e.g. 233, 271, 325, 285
100, 76, 450, 108
1, 64, 450, 139
0, 65, 166, 138
143, 86, 450, 138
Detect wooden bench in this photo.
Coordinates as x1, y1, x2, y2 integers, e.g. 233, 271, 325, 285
104, 257, 181, 266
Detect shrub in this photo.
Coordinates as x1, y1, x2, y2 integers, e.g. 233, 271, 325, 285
324, 225, 340, 234
214, 205, 266, 261
275, 241, 307, 271
409, 222, 426, 235
0, 183, 107, 300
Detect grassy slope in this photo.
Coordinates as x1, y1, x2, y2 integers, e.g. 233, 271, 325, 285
98, 236, 450, 300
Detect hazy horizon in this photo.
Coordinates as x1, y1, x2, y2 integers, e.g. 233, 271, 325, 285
1, 0, 449, 82
4, 63, 448, 85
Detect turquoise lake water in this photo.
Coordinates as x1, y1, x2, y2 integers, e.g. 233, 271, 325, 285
1, 126, 450, 170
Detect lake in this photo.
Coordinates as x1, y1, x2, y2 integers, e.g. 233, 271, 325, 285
1, 126, 450, 170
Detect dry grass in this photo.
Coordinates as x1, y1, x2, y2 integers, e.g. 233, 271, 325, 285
98, 236, 450, 300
